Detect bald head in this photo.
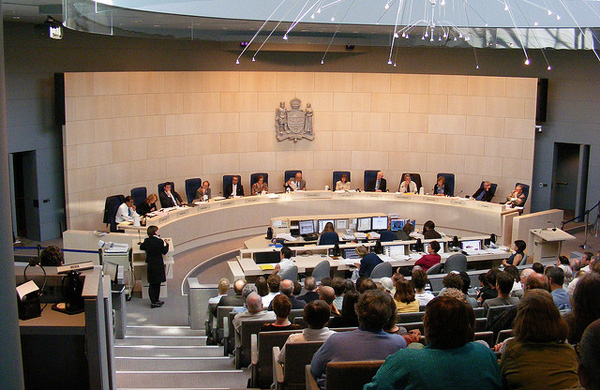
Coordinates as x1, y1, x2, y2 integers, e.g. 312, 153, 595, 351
579, 319, 600, 390
280, 279, 294, 296
319, 286, 336, 305
520, 268, 535, 285
233, 278, 247, 294
524, 272, 549, 291
246, 293, 263, 313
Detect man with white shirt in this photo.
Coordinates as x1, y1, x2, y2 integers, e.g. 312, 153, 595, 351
398, 173, 418, 193
115, 196, 138, 223
272, 246, 295, 275
224, 175, 244, 197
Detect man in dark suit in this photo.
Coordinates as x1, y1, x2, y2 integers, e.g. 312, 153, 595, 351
268, 279, 306, 310
298, 276, 319, 303
139, 225, 169, 308
285, 172, 306, 191
159, 182, 184, 207
472, 181, 494, 202
224, 175, 245, 197
366, 171, 387, 192
218, 278, 247, 307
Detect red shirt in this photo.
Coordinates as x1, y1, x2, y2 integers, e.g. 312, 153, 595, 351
414, 253, 441, 271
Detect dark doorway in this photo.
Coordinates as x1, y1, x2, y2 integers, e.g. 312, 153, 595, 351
10, 151, 40, 241
551, 143, 589, 221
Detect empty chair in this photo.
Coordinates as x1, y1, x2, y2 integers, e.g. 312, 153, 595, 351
251, 329, 302, 389
473, 307, 485, 318
274, 341, 324, 390
216, 306, 237, 345
363, 170, 379, 191
396, 311, 425, 324
236, 319, 278, 369
332, 171, 351, 190
370, 262, 393, 279
185, 178, 202, 203
103, 194, 125, 232
222, 174, 242, 197
496, 329, 513, 345
305, 360, 386, 390
486, 304, 514, 322
444, 253, 467, 273
436, 173, 455, 196
311, 260, 330, 282
401, 172, 422, 192
475, 317, 488, 332
426, 262, 443, 275
130, 187, 147, 210
474, 331, 495, 347
279, 265, 298, 282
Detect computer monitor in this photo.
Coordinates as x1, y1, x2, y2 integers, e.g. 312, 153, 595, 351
254, 251, 281, 264
103, 262, 119, 284
318, 219, 335, 234
335, 219, 348, 230
343, 247, 361, 260
372, 216, 388, 231
390, 219, 404, 232
299, 220, 315, 235
385, 245, 405, 258
356, 217, 372, 232
461, 240, 482, 251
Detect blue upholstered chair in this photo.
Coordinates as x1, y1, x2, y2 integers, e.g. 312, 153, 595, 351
185, 178, 202, 203
363, 170, 379, 191
103, 194, 126, 232
332, 171, 351, 190
478, 181, 498, 199
401, 173, 423, 192
158, 181, 175, 196
516, 182, 531, 206
130, 187, 147, 210
250, 173, 269, 188
284, 170, 302, 184
436, 173, 455, 196
222, 175, 242, 197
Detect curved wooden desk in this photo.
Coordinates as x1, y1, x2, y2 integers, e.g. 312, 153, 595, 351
117, 191, 518, 255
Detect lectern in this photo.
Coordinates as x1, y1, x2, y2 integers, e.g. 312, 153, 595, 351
529, 228, 576, 263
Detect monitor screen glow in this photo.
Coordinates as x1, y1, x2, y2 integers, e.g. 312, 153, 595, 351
390, 219, 404, 232
372, 216, 388, 230
343, 248, 360, 260
356, 217, 372, 232
461, 240, 482, 251
386, 245, 405, 257
299, 220, 315, 235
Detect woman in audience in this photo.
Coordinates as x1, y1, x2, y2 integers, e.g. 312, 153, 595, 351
557, 255, 573, 288
251, 175, 268, 195
502, 240, 527, 267
477, 268, 500, 303
422, 220, 442, 239
503, 265, 522, 297
261, 294, 301, 332
255, 276, 269, 306
335, 173, 351, 191
564, 272, 600, 345
318, 222, 339, 246
433, 176, 449, 196
354, 245, 383, 278
394, 278, 420, 313
500, 289, 579, 390
459, 271, 478, 308
328, 290, 360, 328
412, 268, 434, 306
137, 193, 158, 216
395, 222, 414, 241
365, 296, 501, 390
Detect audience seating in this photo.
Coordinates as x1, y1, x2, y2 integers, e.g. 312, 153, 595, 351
311, 260, 330, 282
444, 253, 468, 273
221, 308, 239, 355
397, 311, 425, 324
235, 319, 278, 369
284, 170, 302, 184
103, 194, 125, 232
475, 317, 487, 332
496, 329, 513, 345
215, 306, 237, 345
474, 331, 495, 347
402, 321, 425, 333
436, 173, 455, 196
486, 304, 514, 322
205, 303, 218, 343
185, 178, 201, 203
370, 262, 393, 279
306, 360, 385, 390
274, 341, 325, 390
250, 172, 269, 189
250, 329, 302, 389
363, 170, 379, 190
222, 175, 242, 197
288, 308, 304, 324
332, 171, 351, 190
279, 265, 299, 282
426, 263, 443, 275
130, 187, 147, 210
473, 307, 485, 318
401, 172, 423, 192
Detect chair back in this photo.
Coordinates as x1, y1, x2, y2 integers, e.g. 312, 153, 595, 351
486, 304, 514, 322
473, 307, 485, 318
474, 331, 495, 347
325, 360, 385, 390
130, 187, 147, 210
479, 181, 498, 199
311, 260, 331, 282
293, 316, 307, 328
363, 170, 379, 190
332, 171, 351, 190
444, 253, 467, 273
516, 182, 530, 205
185, 178, 202, 203
285, 341, 325, 388
475, 317, 488, 332
103, 194, 125, 232
401, 321, 425, 333
158, 181, 174, 196
288, 309, 304, 324
284, 170, 302, 183
238, 319, 277, 368
250, 173, 269, 188
436, 173, 455, 196
379, 230, 396, 242
426, 262, 443, 275
401, 172, 423, 192
370, 262, 393, 279
496, 329, 513, 344
396, 311, 425, 324
216, 306, 236, 343
222, 175, 242, 197
256, 329, 302, 389
279, 265, 298, 282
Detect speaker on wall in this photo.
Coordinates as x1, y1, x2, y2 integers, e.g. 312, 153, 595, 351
536, 78, 548, 124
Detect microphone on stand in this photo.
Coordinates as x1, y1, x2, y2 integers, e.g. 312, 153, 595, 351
547, 220, 557, 231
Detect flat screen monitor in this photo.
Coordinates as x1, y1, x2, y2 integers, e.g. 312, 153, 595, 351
318, 219, 335, 234
461, 240, 482, 251
299, 220, 315, 235
372, 216, 388, 231
356, 217, 372, 232
335, 219, 348, 230
385, 245, 405, 257
343, 247, 361, 260
390, 219, 404, 232
254, 251, 281, 264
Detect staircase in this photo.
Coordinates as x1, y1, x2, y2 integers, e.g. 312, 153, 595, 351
114, 325, 250, 389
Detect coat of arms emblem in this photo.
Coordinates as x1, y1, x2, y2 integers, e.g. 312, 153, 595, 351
275, 98, 314, 142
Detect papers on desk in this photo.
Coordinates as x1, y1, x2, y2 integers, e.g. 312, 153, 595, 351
342, 234, 355, 241
354, 232, 367, 240
340, 258, 359, 265
380, 254, 411, 262
276, 233, 297, 242
259, 264, 275, 271
463, 248, 508, 256
99, 240, 130, 253
367, 231, 381, 239
267, 193, 279, 199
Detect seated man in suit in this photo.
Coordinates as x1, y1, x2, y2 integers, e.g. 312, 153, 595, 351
398, 173, 417, 193
285, 172, 306, 191
225, 176, 244, 198
472, 181, 494, 202
194, 180, 211, 201
366, 171, 387, 192
159, 182, 185, 208
115, 196, 138, 223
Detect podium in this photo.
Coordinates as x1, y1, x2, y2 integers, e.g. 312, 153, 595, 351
529, 228, 575, 263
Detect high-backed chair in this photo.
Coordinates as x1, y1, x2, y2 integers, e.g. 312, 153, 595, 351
363, 170, 379, 191
157, 181, 174, 196
130, 187, 147, 210
250, 173, 269, 189
444, 253, 467, 273
185, 178, 201, 203
236, 319, 277, 369
401, 172, 422, 192
279, 265, 298, 282
426, 262, 443, 275
311, 260, 330, 282
474, 331, 495, 347
284, 170, 302, 184
251, 329, 302, 389
486, 304, 514, 322
274, 341, 324, 390
396, 311, 425, 324
103, 195, 126, 232
436, 173, 455, 196
305, 360, 386, 390
477, 181, 498, 200
216, 306, 237, 345
370, 262, 393, 279
222, 174, 241, 197
516, 182, 530, 206
332, 171, 351, 190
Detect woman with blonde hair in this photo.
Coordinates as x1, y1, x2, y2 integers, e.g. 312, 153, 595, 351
137, 193, 158, 216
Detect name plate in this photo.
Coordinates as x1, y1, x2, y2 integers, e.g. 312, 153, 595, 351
159, 216, 169, 223
424, 197, 439, 202
245, 197, 260, 203
476, 203, 492, 209
197, 204, 210, 210
367, 193, 383, 198
305, 193, 322, 198
220, 201, 234, 207
450, 199, 465, 205
336, 192, 353, 197
395, 194, 409, 199
178, 210, 189, 216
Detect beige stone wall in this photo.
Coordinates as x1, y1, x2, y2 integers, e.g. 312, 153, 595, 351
63, 71, 536, 230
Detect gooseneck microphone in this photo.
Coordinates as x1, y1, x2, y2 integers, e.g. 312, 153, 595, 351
547, 220, 557, 231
